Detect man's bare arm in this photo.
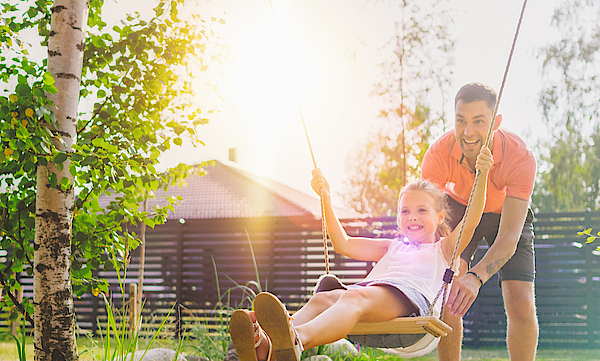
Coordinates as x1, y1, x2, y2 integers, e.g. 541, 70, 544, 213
470, 196, 530, 281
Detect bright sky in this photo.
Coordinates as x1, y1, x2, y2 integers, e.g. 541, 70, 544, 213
152, 0, 562, 207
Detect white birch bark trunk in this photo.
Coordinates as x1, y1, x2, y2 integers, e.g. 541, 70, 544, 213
34, 1, 88, 360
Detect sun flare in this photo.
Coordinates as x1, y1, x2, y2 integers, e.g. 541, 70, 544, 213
222, 2, 325, 177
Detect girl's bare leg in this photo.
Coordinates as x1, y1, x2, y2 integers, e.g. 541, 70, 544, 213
292, 289, 345, 326
296, 286, 417, 349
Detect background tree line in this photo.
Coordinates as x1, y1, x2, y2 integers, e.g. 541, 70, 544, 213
531, 0, 600, 213
343, 0, 454, 216
344, 0, 600, 217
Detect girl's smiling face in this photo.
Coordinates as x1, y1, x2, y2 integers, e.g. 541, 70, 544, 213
398, 191, 445, 244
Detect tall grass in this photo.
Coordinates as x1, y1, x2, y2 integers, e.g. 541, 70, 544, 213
93, 293, 177, 361
183, 230, 265, 360
78, 253, 181, 361
0, 314, 27, 361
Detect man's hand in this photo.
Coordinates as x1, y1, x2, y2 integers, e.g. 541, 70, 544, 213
446, 272, 481, 317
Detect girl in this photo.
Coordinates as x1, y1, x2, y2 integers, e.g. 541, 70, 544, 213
230, 148, 493, 361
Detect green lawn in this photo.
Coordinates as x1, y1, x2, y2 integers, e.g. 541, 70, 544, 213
1, 339, 599, 361
0, 337, 187, 361
368, 347, 600, 360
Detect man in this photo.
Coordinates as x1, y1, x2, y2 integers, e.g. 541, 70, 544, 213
421, 82, 538, 361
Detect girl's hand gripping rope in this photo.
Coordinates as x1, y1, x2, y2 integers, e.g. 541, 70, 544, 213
475, 147, 493, 174
311, 168, 330, 197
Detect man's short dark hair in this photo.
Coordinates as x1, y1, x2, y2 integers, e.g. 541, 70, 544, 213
454, 82, 497, 110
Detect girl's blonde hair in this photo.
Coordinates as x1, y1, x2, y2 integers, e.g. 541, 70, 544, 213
397, 179, 451, 241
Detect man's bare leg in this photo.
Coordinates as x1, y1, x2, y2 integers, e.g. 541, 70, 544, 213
502, 280, 538, 361
437, 311, 463, 361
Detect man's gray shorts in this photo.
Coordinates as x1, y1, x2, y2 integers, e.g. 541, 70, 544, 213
445, 195, 535, 283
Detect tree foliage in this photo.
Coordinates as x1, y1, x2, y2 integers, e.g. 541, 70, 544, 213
344, 0, 454, 216
533, 0, 600, 212
0, 0, 222, 325
578, 227, 600, 251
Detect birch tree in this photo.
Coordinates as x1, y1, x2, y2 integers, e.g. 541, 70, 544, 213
1, 1, 222, 358
33, 1, 87, 359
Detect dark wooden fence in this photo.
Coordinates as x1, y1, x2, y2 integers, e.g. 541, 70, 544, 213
464, 210, 600, 349
2, 211, 600, 348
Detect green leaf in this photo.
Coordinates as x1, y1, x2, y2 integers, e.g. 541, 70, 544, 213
27, 7, 39, 18
23, 161, 34, 173
133, 127, 143, 139
143, 217, 155, 228
48, 172, 57, 188
54, 152, 68, 164
61, 177, 71, 190
16, 83, 31, 96
80, 266, 92, 279
46, 84, 59, 94
39, 73, 53, 91
92, 138, 118, 153
586, 236, 596, 243
173, 137, 182, 146
81, 155, 97, 166
13, 280, 22, 291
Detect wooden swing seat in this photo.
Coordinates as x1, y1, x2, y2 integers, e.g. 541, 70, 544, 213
314, 274, 452, 339
349, 316, 452, 338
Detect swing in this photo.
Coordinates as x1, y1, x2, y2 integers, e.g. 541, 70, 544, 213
267, 0, 530, 357
312, 241, 452, 358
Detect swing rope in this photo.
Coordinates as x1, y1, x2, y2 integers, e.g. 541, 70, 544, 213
268, 0, 331, 274
427, 0, 529, 318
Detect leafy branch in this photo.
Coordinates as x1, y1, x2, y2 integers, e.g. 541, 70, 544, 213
0, 271, 34, 327
577, 228, 600, 249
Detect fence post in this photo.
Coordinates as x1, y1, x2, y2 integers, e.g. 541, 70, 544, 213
584, 211, 598, 348
175, 222, 184, 339
91, 270, 99, 336
128, 283, 138, 337
10, 288, 23, 336
267, 221, 276, 295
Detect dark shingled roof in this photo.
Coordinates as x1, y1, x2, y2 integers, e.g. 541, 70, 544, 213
141, 160, 362, 220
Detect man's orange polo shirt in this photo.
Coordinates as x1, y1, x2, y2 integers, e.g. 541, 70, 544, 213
421, 128, 536, 214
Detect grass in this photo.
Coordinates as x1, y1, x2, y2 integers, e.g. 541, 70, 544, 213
2, 337, 600, 361
413, 347, 600, 360
0, 336, 185, 361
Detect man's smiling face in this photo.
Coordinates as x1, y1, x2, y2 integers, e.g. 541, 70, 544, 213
454, 100, 497, 167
